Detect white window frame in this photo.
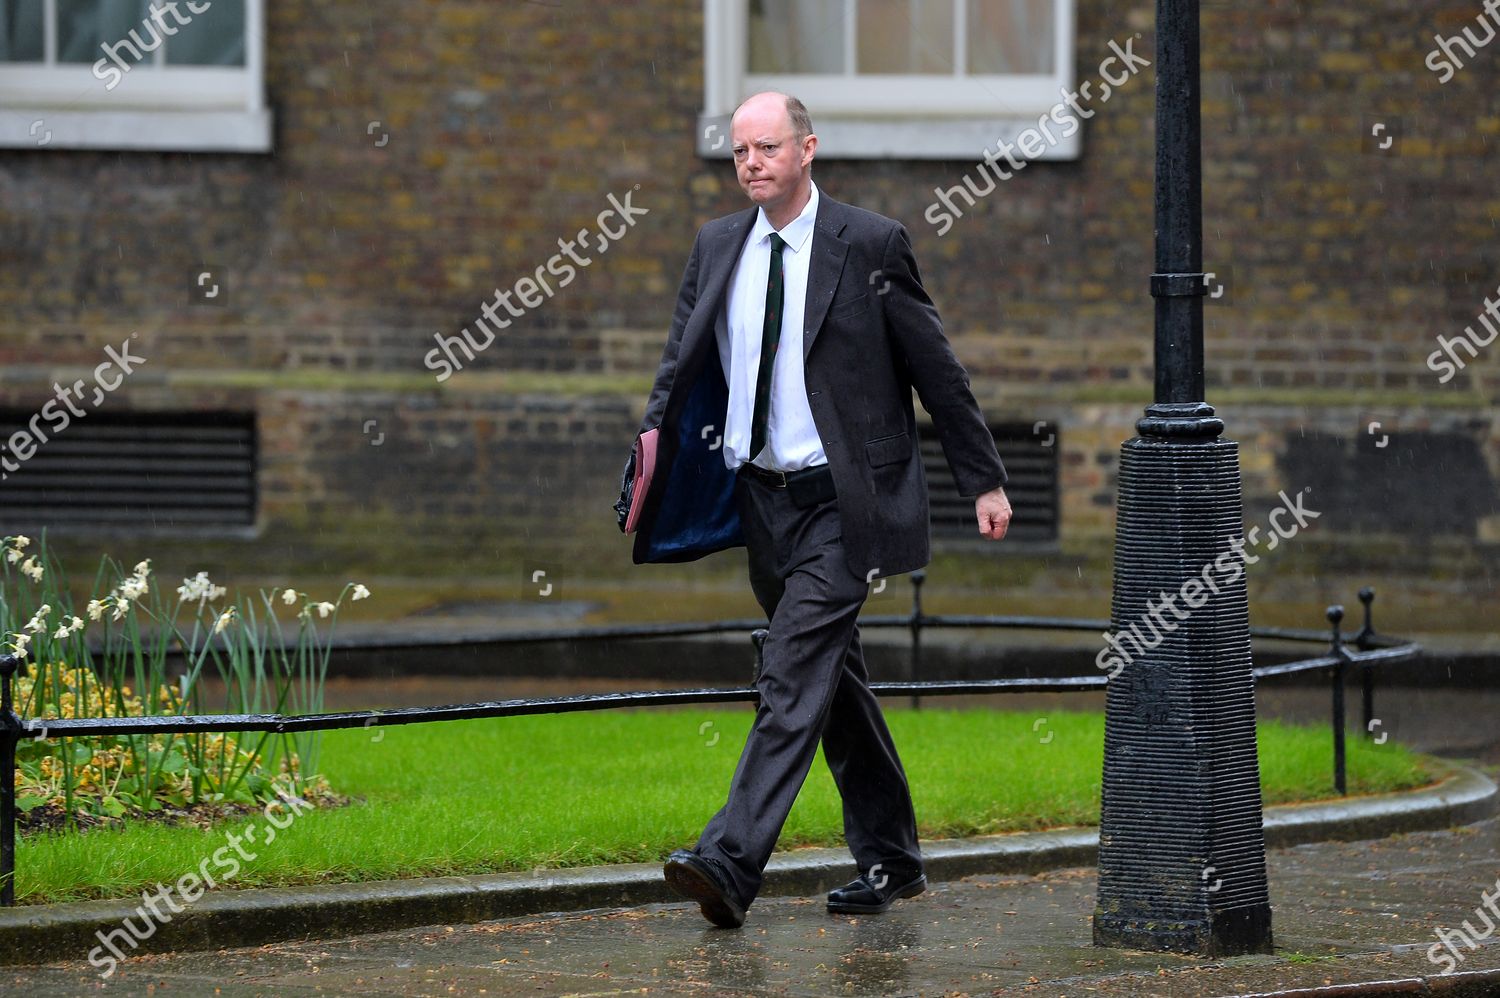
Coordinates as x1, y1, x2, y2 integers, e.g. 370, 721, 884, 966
700, 0, 1078, 160
0, 0, 272, 152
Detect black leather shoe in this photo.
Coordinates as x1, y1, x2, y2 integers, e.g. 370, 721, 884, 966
826, 868, 927, 914
663, 849, 746, 928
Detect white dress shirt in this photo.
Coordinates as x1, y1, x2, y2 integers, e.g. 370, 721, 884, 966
717, 181, 828, 472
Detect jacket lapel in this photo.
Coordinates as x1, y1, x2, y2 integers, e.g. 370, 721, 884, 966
803, 198, 850, 360
678, 207, 757, 391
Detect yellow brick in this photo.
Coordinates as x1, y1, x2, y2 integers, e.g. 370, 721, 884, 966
1320, 52, 1370, 72
435, 8, 486, 30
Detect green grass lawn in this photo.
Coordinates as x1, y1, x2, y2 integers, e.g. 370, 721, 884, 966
15, 708, 1435, 905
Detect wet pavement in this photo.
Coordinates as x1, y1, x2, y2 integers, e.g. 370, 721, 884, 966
8, 815, 1499, 996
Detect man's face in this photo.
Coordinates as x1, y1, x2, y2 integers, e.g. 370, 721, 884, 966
730, 101, 813, 213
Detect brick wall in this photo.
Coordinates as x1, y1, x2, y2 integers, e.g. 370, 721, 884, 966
0, 0, 1495, 596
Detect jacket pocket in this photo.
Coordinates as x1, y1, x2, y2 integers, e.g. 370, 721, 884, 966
828, 293, 869, 321
865, 431, 911, 468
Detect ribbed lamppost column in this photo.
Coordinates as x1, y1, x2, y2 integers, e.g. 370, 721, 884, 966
1091, 0, 1274, 956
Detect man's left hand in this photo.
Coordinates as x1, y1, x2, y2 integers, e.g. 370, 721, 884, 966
975, 486, 1011, 541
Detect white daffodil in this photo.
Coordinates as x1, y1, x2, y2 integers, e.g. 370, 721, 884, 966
176, 573, 204, 602
213, 607, 237, 634
53, 616, 83, 640
20, 557, 43, 583
8, 632, 30, 660
86, 598, 108, 621
14, 535, 29, 549
118, 573, 149, 601
175, 571, 225, 604
351, 583, 371, 601
315, 601, 336, 618
24, 605, 50, 634
133, 559, 151, 577
281, 588, 299, 605
4, 548, 20, 564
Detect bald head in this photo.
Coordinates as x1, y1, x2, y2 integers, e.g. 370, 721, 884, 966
732, 91, 813, 144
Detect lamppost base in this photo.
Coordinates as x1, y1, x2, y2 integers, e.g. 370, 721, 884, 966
1092, 434, 1273, 957
1093, 903, 1274, 956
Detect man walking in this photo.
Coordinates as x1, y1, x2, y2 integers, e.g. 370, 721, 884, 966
623, 92, 1011, 927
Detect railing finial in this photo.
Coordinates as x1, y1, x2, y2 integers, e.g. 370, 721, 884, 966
1357, 587, 1376, 644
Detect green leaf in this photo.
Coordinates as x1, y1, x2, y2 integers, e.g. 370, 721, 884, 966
100, 796, 127, 818
15, 795, 47, 813
70, 743, 93, 766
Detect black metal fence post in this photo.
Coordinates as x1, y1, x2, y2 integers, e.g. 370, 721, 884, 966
1354, 587, 1377, 738
750, 629, 768, 712
1, 654, 19, 907
908, 570, 926, 710
1328, 606, 1348, 796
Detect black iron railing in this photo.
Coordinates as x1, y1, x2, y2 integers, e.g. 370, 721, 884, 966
0, 575, 1419, 906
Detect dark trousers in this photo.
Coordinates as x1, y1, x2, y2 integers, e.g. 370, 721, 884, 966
694, 471, 923, 908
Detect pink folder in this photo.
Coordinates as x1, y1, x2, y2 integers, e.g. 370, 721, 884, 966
623, 427, 659, 534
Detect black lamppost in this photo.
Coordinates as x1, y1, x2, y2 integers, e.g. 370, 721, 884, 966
1091, 0, 1274, 956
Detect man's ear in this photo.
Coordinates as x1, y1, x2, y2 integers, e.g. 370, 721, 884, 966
801, 133, 817, 168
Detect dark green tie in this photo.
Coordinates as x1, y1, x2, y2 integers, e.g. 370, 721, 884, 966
750, 232, 786, 462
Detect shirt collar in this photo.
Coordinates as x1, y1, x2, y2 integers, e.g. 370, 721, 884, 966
752, 180, 819, 254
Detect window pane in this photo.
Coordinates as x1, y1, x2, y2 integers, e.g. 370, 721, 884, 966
165, 0, 246, 66
0, 0, 45, 62
57, 0, 154, 66
857, 0, 953, 74
748, 0, 844, 74
969, 0, 1055, 74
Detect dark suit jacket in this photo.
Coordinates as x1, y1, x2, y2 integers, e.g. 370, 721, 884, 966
625, 191, 1006, 580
